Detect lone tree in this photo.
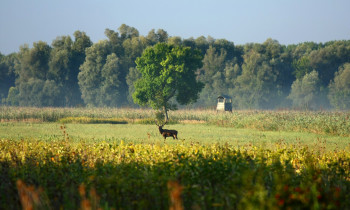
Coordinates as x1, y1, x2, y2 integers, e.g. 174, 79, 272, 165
133, 43, 204, 121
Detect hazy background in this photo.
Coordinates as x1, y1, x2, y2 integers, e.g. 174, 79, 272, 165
1, 0, 350, 110
1, 0, 349, 55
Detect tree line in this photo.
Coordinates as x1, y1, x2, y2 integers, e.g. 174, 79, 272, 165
1, 24, 350, 109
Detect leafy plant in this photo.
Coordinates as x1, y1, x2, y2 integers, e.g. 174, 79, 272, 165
0, 138, 349, 209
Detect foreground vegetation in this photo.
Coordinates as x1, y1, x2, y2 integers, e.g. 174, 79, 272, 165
1, 107, 350, 209
1, 138, 349, 209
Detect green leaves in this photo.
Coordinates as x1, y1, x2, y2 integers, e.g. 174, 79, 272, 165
234, 49, 279, 109
133, 43, 203, 114
328, 63, 350, 109
78, 41, 124, 107
1, 139, 349, 209
292, 56, 312, 80
288, 71, 324, 109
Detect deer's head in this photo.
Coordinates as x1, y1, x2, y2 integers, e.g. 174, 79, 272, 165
155, 119, 167, 132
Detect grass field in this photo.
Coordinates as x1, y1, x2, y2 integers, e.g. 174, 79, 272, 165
1, 107, 350, 209
0, 122, 348, 151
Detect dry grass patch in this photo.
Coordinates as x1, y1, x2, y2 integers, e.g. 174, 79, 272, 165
179, 120, 206, 124
0, 118, 42, 123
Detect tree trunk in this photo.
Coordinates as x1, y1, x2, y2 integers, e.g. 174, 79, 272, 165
163, 106, 169, 122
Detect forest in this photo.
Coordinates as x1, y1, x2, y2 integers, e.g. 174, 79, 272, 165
1, 24, 350, 110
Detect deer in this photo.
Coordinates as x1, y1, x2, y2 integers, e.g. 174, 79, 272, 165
156, 120, 178, 140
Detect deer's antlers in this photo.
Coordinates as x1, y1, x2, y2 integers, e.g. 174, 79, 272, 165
155, 119, 167, 127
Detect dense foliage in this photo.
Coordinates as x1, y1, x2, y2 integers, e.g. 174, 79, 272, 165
1, 24, 350, 109
1, 138, 349, 209
133, 43, 204, 119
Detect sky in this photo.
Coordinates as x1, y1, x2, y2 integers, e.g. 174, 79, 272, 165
1, 0, 349, 55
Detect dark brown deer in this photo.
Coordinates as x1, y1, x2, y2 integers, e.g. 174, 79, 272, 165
156, 120, 178, 140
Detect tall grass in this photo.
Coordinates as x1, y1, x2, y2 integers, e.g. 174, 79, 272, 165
1, 106, 350, 136
0, 106, 155, 122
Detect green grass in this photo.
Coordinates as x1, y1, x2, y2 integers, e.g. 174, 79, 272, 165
1, 107, 350, 209
1, 107, 350, 136
1, 122, 348, 151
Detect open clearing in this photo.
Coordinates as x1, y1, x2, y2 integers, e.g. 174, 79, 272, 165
0, 122, 348, 150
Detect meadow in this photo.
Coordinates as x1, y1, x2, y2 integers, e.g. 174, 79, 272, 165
0, 107, 350, 209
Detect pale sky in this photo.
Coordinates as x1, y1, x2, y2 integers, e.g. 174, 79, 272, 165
1, 0, 349, 55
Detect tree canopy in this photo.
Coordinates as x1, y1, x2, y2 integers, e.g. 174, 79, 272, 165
328, 63, 350, 109
288, 71, 323, 110
132, 43, 204, 120
1, 24, 350, 110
